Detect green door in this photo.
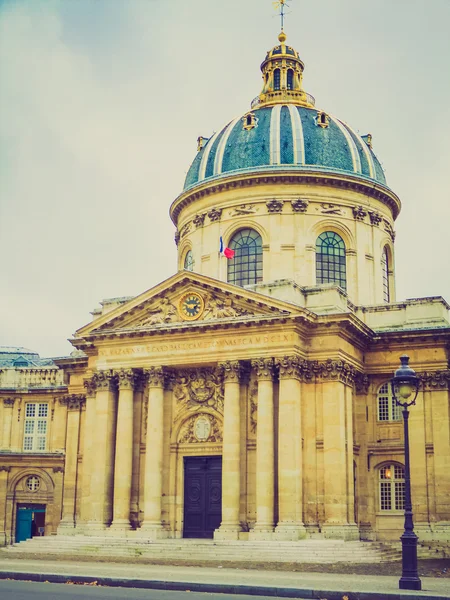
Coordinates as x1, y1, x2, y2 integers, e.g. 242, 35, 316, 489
16, 508, 33, 543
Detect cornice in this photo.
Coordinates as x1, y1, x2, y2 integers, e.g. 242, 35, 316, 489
170, 169, 401, 225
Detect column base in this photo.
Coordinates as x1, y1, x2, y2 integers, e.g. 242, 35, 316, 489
137, 523, 169, 539
57, 521, 76, 535
274, 522, 307, 540
248, 524, 275, 540
83, 521, 109, 533
109, 519, 132, 531
322, 523, 360, 541
214, 525, 242, 541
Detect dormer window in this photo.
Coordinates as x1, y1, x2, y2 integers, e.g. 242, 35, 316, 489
316, 111, 330, 129
274, 68, 281, 91
287, 69, 294, 90
243, 112, 258, 131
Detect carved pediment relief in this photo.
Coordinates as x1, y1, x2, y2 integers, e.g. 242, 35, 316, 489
77, 272, 297, 338
94, 290, 289, 334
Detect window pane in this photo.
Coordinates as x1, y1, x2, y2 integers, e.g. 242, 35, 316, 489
37, 420, 47, 434
26, 404, 35, 417
395, 482, 405, 510
228, 228, 263, 287
380, 482, 391, 510
25, 421, 35, 434
24, 437, 33, 451
38, 404, 48, 417
316, 231, 346, 290
37, 437, 46, 451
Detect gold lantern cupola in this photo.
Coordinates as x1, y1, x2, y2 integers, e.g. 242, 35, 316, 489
252, 31, 315, 109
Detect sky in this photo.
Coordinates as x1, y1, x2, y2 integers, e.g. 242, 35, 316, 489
0, 0, 449, 358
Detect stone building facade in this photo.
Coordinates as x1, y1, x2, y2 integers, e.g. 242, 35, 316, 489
1, 32, 449, 546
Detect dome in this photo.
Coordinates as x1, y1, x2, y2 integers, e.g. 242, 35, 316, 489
183, 32, 387, 192
184, 105, 386, 191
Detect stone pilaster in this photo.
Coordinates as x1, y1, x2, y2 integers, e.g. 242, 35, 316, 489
250, 358, 275, 538
215, 360, 244, 540
85, 370, 117, 530
58, 395, 85, 531
0, 467, 11, 546
2, 398, 15, 450
274, 356, 307, 539
316, 360, 359, 540
110, 369, 139, 530
140, 367, 168, 537
79, 378, 96, 528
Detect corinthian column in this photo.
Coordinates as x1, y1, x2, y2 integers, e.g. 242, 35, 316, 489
250, 358, 275, 537
58, 395, 84, 531
111, 369, 138, 530
215, 360, 243, 540
86, 370, 117, 530
274, 356, 306, 539
141, 367, 168, 538
79, 378, 96, 528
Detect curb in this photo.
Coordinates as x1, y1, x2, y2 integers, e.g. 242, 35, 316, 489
0, 571, 448, 600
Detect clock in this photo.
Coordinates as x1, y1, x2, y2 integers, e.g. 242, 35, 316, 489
178, 292, 205, 321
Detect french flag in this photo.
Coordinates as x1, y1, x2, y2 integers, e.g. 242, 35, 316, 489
219, 237, 235, 259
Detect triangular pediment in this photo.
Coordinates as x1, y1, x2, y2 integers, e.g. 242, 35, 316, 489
76, 271, 307, 338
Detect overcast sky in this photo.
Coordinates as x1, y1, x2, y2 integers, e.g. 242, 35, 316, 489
1, 0, 449, 358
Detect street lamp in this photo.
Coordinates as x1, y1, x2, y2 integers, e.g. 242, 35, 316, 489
391, 355, 421, 591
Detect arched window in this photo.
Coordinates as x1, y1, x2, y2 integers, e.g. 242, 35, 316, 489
379, 464, 405, 511
377, 382, 401, 422
316, 231, 347, 290
287, 69, 294, 90
183, 250, 194, 272
227, 228, 263, 287
382, 247, 390, 303
273, 69, 281, 91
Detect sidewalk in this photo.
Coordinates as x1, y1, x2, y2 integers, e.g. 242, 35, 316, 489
0, 558, 448, 600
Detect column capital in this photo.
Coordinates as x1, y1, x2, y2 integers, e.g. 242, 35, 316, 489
311, 359, 357, 386
419, 370, 450, 391
83, 377, 97, 397
218, 360, 244, 383
92, 370, 116, 391
0, 466, 11, 472
355, 372, 370, 395
114, 368, 140, 390
2, 397, 15, 408
275, 356, 305, 380
144, 366, 165, 388
251, 358, 275, 381
59, 394, 86, 410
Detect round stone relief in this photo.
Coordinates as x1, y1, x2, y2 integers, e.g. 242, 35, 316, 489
194, 415, 211, 442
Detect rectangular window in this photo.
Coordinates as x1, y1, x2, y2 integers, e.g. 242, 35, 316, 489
380, 482, 392, 510
23, 402, 49, 452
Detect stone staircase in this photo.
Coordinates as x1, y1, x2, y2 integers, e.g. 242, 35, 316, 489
3, 535, 406, 563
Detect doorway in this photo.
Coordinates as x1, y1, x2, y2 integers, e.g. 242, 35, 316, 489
183, 456, 222, 538
16, 504, 46, 543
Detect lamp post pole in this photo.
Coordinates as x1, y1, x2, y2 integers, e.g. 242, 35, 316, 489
391, 355, 421, 591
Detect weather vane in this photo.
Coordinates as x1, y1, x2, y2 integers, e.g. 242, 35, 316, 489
273, 0, 290, 31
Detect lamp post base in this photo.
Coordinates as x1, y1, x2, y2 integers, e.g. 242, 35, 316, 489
399, 577, 422, 591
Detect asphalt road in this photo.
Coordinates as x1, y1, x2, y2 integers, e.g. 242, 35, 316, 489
0, 580, 305, 600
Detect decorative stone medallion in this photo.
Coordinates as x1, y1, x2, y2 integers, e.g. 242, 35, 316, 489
194, 415, 211, 441
178, 292, 205, 321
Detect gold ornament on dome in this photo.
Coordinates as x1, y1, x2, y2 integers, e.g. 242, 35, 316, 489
178, 292, 205, 321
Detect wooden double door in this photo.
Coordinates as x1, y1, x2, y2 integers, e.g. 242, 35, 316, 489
183, 456, 222, 538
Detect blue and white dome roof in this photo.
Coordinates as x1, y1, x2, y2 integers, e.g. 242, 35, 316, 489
183, 32, 387, 193
184, 104, 386, 191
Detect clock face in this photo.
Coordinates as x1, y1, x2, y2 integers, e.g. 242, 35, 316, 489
179, 292, 204, 321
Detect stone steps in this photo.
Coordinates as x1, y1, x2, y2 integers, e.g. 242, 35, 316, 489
5, 536, 402, 563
